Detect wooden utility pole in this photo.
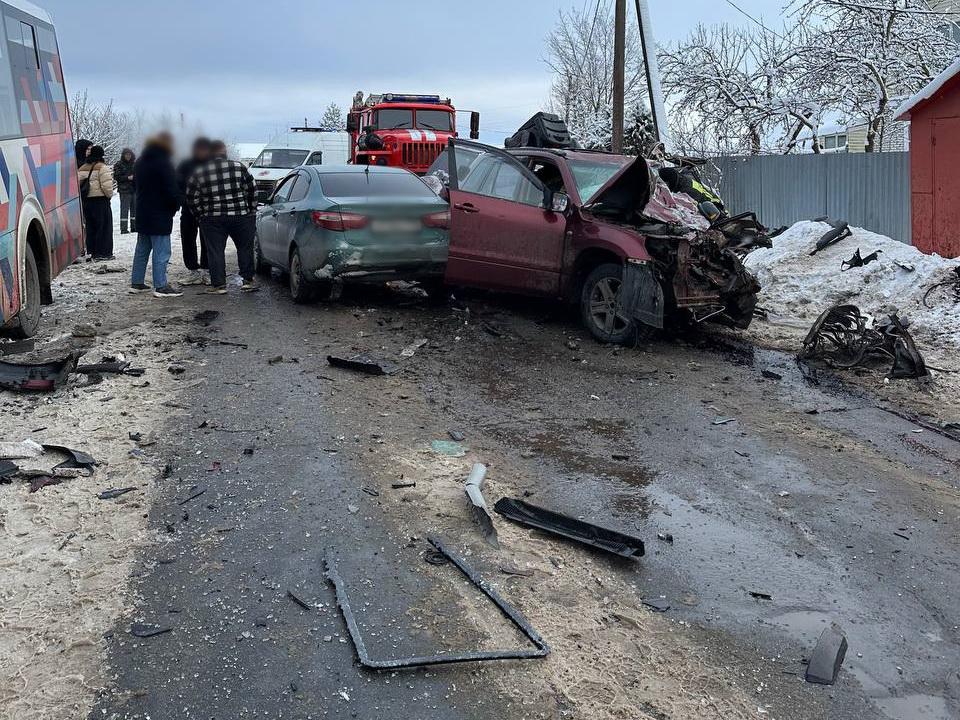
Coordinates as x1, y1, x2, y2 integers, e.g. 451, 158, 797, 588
612, 0, 626, 153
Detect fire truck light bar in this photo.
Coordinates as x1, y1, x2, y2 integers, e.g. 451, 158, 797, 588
382, 94, 446, 105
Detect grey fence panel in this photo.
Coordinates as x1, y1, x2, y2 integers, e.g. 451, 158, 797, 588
706, 153, 911, 243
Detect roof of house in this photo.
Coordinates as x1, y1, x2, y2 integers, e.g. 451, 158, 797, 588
895, 57, 960, 120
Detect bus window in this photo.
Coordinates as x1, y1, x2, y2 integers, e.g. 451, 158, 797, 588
0, 15, 19, 137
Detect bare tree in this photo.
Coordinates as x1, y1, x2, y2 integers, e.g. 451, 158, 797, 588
321, 102, 346, 130
791, 0, 959, 151
545, 1, 649, 147
662, 22, 834, 156
69, 90, 130, 162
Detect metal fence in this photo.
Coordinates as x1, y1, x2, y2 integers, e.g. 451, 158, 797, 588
705, 153, 911, 243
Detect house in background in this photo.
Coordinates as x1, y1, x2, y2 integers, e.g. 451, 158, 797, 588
896, 57, 960, 258
794, 118, 909, 154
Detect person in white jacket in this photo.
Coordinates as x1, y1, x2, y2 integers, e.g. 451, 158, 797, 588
78, 145, 115, 260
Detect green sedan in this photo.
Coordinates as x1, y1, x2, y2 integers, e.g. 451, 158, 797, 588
254, 165, 450, 302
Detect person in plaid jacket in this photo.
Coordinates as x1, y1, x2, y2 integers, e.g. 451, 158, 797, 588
186, 140, 260, 294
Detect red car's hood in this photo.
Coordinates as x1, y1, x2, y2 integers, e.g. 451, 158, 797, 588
585, 158, 710, 232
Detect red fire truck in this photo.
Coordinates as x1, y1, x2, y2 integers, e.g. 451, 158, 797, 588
347, 92, 479, 175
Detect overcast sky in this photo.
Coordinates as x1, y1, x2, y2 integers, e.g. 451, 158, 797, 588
41, 0, 778, 145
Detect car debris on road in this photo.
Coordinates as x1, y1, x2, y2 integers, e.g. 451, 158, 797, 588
0, 353, 78, 392
494, 498, 645, 559
464, 463, 499, 548
326, 536, 550, 669
800, 304, 930, 380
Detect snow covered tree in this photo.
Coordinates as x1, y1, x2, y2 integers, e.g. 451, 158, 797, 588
792, 0, 959, 152
545, 0, 649, 148
662, 22, 834, 156
69, 90, 131, 162
321, 102, 346, 130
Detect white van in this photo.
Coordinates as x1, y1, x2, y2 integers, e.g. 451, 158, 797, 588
250, 129, 350, 201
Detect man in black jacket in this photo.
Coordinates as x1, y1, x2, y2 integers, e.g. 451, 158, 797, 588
130, 133, 183, 298
176, 137, 212, 285
113, 148, 137, 234
186, 140, 259, 295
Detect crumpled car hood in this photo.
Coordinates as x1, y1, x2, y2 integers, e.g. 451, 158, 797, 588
584, 157, 709, 232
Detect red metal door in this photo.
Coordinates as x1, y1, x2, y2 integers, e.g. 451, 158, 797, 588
933, 119, 960, 258
445, 146, 565, 296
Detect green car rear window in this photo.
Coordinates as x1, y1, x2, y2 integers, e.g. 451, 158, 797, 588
320, 173, 436, 199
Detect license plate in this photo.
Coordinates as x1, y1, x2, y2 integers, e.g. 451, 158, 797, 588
370, 218, 420, 234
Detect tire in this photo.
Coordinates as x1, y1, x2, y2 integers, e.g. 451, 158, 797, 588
579, 263, 656, 345
288, 246, 317, 304
254, 237, 271, 277
9, 246, 41, 339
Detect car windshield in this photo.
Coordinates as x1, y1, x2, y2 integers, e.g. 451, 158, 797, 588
416, 110, 453, 132
567, 157, 632, 201
319, 172, 436, 199
252, 149, 310, 169
376, 109, 414, 130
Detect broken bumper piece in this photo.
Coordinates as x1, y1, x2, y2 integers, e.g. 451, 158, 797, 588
494, 498, 645, 559
326, 536, 550, 669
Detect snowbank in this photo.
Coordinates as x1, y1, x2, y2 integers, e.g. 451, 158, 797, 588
745, 221, 960, 362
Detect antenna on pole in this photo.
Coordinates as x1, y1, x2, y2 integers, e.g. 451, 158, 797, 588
635, 0, 671, 153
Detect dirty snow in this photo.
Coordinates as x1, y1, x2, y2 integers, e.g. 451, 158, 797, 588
745, 220, 960, 378
0, 208, 195, 720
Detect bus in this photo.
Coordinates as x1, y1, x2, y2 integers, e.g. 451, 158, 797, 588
0, 0, 82, 339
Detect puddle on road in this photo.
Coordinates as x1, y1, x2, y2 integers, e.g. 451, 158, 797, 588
875, 694, 953, 720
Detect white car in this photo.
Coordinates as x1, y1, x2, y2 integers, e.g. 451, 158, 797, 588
250, 129, 351, 202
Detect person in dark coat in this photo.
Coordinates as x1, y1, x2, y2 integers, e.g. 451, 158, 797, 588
130, 133, 183, 298
75, 138, 92, 168
113, 148, 137, 234
77, 145, 115, 260
176, 137, 212, 285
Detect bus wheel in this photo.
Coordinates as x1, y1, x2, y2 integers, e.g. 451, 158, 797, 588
10, 246, 41, 338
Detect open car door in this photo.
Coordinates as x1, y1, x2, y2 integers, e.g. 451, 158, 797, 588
444, 140, 567, 297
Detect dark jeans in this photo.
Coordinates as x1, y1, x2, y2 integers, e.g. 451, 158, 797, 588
180, 209, 208, 271
83, 196, 113, 258
119, 192, 136, 233
200, 215, 256, 287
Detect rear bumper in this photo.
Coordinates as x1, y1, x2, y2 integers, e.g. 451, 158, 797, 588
299, 230, 449, 283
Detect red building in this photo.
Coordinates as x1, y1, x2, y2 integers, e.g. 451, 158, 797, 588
897, 58, 960, 258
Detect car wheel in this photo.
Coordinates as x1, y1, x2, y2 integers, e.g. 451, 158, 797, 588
9, 246, 42, 339
254, 237, 270, 277
288, 246, 317, 304
580, 263, 653, 345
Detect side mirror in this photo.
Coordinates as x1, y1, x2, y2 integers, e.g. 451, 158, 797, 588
550, 192, 570, 214
346, 112, 360, 134
470, 112, 480, 140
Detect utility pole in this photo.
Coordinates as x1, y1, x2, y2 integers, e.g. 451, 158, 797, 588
635, 0, 671, 153
612, 0, 626, 153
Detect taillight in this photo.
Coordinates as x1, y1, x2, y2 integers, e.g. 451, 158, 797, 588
312, 211, 368, 231
422, 211, 450, 229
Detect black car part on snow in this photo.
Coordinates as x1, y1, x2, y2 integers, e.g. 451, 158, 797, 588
0, 353, 78, 392
43, 445, 96, 472
805, 625, 848, 685
325, 536, 550, 669
840, 248, 882, 272
494, 498, 646, 559
810, 220, 853, 256
922, 266, 960, 308
799, 305, 930, 380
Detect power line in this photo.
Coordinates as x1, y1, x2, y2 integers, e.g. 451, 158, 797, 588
722, 0, 783, 37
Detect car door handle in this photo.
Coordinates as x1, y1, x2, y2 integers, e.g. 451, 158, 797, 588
454, 202, 479, 214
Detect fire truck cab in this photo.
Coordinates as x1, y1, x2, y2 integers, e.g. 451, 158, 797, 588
347, 92, 479, 175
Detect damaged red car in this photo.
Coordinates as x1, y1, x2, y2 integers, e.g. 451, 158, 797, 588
438, 140, 766, 344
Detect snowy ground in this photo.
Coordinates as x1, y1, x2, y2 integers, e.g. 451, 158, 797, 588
744, 221, 960, 419
0, 203, 211, 720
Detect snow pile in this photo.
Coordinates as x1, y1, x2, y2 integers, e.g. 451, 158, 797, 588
746, 221, 960, 360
